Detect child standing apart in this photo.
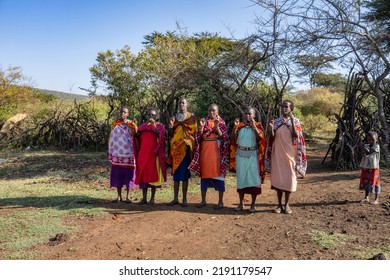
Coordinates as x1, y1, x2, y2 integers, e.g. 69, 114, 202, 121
359, 131, 381, 205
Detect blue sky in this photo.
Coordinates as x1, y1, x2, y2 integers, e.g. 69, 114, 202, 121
0, 0, 260, 95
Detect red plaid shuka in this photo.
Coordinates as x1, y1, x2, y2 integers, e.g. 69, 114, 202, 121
188, 116, 229, 176
229, 122, 266, 182
265, 116, 307, 177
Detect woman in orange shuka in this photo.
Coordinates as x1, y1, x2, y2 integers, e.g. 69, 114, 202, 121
189, 104, 229, 210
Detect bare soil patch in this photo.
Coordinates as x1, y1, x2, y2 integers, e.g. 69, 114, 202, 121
24, 148, 390, 259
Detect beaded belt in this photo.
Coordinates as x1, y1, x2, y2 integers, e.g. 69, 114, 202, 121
203, 137, 218, 141
237, 145, 256, 151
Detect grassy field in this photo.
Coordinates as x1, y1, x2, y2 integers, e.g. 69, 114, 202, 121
0, 150, 202, 259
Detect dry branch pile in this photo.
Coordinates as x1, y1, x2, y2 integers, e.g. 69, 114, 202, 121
0, 101, 109, 150
323, 72, 390, 170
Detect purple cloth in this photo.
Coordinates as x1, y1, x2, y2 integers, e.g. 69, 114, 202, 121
110, 165, 136, 189
200, 178, 225, 192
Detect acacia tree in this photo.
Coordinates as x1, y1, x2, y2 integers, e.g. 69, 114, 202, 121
295, 54, 336, 88
89, 46, 141, 122
252, 0, 390, 162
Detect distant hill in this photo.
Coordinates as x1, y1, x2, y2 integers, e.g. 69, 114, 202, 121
34, 88, 88, 101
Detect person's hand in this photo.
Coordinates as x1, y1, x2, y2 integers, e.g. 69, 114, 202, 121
248, 117, 255, 128
149, 118, 156, 128
214, 118, 220, 127
199, 118, 206, 128
233, 118, 240, 128
268, 120, 274, 131
169, 116, 175, 128
288, 111, 294, 120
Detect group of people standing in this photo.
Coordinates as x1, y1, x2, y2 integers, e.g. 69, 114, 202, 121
108, 98, 307, 214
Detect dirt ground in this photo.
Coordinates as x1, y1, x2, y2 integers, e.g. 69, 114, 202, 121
36, 146, 390, 260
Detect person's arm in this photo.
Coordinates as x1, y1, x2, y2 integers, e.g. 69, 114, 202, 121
250, 118, 261, 141
214, 118, 223, 138
268, 120, 275, 141
168, 116, 175, 137
230, 118, 240, 141
288, 112, 298, 138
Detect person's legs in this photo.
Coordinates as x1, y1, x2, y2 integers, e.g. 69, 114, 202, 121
362, 189, 370, 202
148, 187, 156, 205
249, 194, 257, 213
125, 188, 131, 203
167, 181, 180, 205
116, 187, 123, 201
372, 192, 379, 205
213, 191, 224, 210
275, 190, 283, 213
235, 193, 244, 211
197, 190, 207, 208
182, 180, 189, 207
284, 192, 292, 214
218, 191, 224, 206
138, 188, 148, 205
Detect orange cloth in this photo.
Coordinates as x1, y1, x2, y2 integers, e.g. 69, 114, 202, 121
200, 131, 220, 178
169, 113, 197, 174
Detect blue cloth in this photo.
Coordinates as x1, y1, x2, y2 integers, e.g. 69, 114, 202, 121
173, 150, 191, 181
200, 178, 225, 192
236, 127, 261, 189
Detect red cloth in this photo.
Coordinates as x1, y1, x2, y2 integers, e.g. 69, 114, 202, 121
359, 168, 380, 190
135, 122, 166, 184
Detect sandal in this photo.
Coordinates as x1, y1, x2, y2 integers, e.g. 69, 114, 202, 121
284, 207, 292, 214
213, 204, 223, 210
248, 207, 256, 213
234, 205, 243, 211
138, 200, 147, 205
274, 207, 283, 214
181, 201, 188, 207
147, 200, 155, 206
166, 200, 179, 206
196, 202, 206, 208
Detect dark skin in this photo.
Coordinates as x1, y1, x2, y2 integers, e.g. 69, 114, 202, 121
137, 109, 160, 205
196, 105, 224, 210
268, 101, 298, 214
231, 108, 261, 213
167, 98, 190, 207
